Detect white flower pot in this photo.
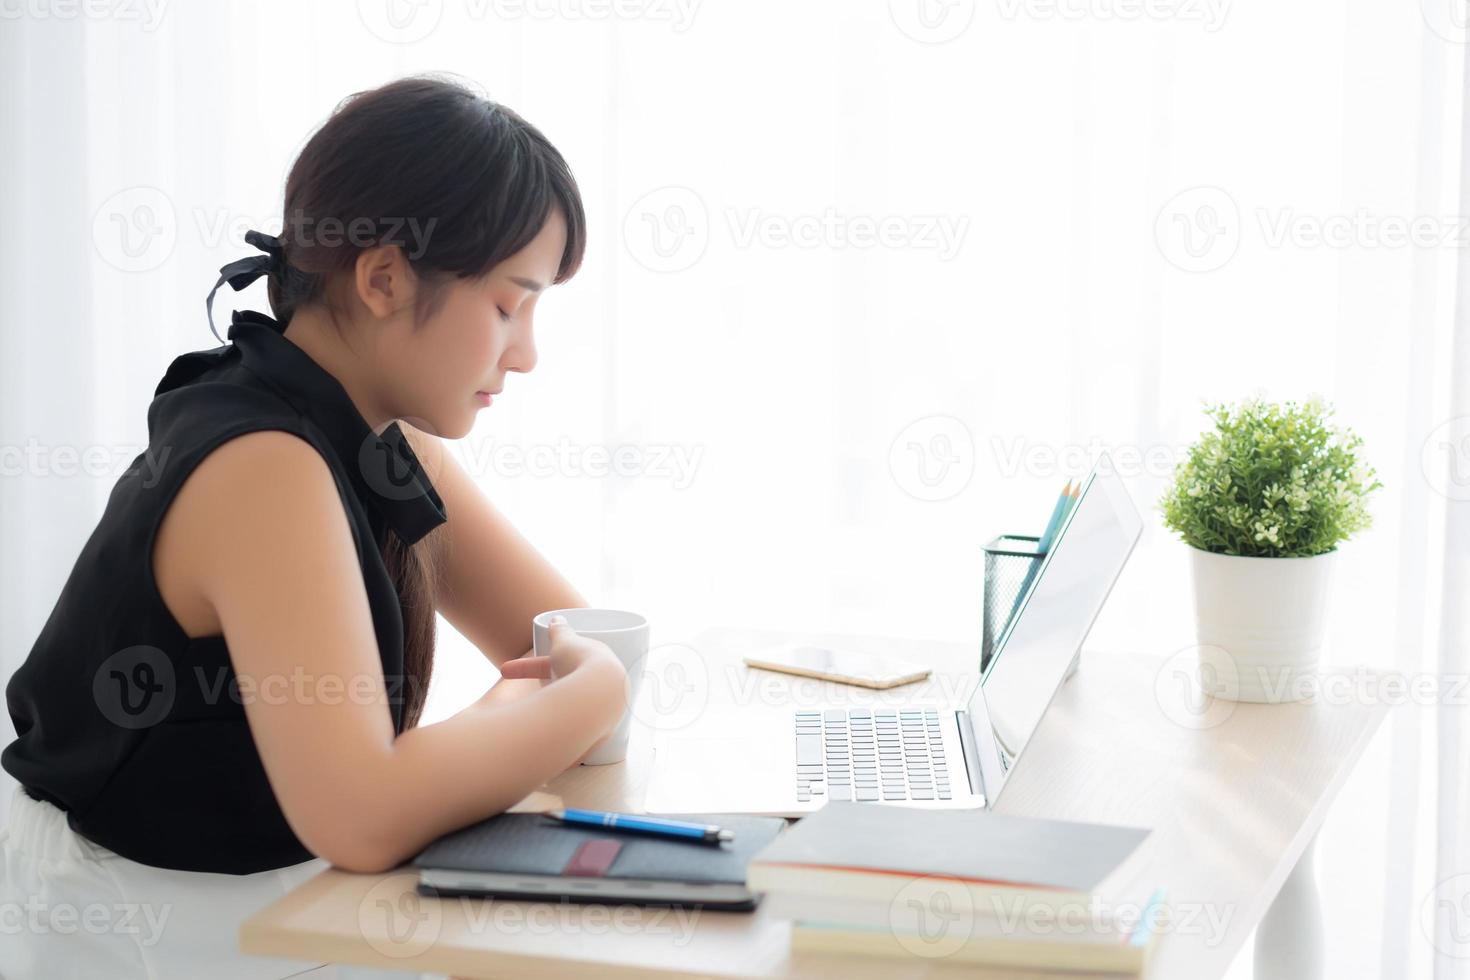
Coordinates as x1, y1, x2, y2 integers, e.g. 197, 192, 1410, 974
1188, 546, 1337, 703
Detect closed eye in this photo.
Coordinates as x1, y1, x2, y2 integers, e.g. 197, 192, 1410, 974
497, 306, 511, 322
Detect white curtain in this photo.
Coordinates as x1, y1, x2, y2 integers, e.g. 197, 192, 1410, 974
2, 2, 1466, 975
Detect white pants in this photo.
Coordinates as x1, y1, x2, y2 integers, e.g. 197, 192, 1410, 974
0, 784, 434, 980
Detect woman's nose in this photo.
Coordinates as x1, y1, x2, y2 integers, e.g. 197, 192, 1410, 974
503, 323, 537, 374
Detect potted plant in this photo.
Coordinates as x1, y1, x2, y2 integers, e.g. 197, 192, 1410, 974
1159, 396, 1381, 702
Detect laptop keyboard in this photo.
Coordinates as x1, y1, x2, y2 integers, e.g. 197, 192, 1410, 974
794, 707, 952, 803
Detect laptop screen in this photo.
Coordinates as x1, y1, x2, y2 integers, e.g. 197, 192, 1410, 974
964, 460, 1143, 800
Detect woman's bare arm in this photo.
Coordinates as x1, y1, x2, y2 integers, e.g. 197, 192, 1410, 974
168, 429, 626, 872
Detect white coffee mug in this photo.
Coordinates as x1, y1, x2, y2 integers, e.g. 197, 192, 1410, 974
531, 608, 649, 765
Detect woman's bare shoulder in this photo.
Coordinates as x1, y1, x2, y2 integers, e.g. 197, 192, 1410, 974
153, 429, 347, 638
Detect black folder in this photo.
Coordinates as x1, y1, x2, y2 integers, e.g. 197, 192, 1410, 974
412, 811, 788, 911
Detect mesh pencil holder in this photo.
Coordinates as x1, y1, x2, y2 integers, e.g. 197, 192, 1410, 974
981, 534, 1045, 673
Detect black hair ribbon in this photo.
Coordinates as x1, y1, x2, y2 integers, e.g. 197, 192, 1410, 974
204, 229, 285, 344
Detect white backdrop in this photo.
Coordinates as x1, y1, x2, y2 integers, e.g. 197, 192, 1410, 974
3, 2, 1469, 976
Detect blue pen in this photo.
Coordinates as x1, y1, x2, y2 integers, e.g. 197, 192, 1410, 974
544, 808, 734, 845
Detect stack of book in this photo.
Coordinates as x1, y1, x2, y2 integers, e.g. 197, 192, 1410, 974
747, 802, 1164, 973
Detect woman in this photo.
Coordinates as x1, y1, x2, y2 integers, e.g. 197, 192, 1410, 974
0, 74, 628, 978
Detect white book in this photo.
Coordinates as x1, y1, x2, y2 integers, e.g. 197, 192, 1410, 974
747, 802, 1151, 914
788, 887, 1167, 975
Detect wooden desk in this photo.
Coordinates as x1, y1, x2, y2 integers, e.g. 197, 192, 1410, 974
240, 626, 1388, 979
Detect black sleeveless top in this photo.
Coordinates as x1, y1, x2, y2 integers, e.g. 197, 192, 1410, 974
1, 308, 448, 875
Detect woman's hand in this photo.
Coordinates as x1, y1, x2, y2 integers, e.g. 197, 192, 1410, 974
496, 655, 553, 689
494, 617, 629, 769
498, 616, 623, 687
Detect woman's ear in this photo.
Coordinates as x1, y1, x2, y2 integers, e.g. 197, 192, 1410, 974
353, 244, 415, 320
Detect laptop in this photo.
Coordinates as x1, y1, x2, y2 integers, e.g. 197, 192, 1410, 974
642, 454, 1143, 818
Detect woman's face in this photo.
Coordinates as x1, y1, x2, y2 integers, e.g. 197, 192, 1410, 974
385, 208, 569, 440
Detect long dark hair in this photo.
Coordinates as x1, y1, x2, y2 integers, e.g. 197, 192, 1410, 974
265, 74, 587, 731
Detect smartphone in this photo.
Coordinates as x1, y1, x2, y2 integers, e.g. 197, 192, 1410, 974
741, 643, 931, 689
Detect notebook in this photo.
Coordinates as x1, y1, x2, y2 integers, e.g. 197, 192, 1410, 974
788, 888, 1166, 974
412, 811, 788, 911
747, 801, 1150, 911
